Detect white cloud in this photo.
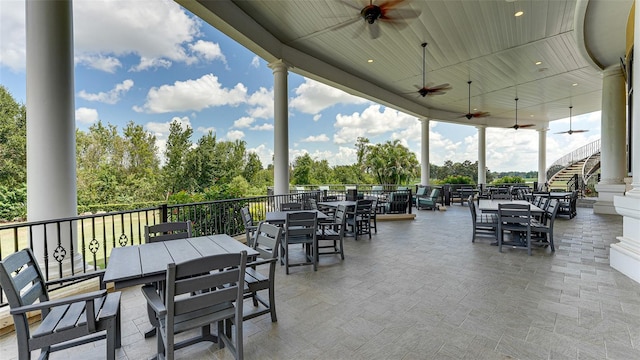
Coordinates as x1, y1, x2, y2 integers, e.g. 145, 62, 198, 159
302, 134, 330, 142
75, 107, 99, 124
233, 116, 255, 128
73, 0, 200, 72
226, 130, 245, 141
78, 79, 134, 104
248, 144, 272, 166
250, 56, 260, 68
0, 0, 26, 71
75, 54, 122, 73
288, 146, 357, 167
333, 104, 419, 144
290, 78, 369, 114
246, 87, 273, 119
189, 40, 226, 63
146, 116, 192, 136
134, 74, 247, 113
196, 126, 216, 134
313, 114, 322, 122
250, 123, 274, 131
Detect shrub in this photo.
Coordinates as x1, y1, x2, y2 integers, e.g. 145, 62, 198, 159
433, 175, 474, 185
492, 176, 524, 185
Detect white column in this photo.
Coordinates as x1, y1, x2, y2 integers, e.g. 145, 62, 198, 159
420, 118, 430, 186
595, 65, 627, 214
269, 60, 290, 195
537, 128, 547, 191
610, 3, 640, 284
26, 0, 82, 277
477, 125, 486, 187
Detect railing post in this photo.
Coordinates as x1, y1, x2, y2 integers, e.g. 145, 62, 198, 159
160, 204, 168, 223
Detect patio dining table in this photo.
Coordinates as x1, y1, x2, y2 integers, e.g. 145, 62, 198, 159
477, 199, 544, 214
265, 209, 328, 225
103, 234, 258, 289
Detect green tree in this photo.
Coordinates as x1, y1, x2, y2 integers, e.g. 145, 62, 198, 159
163, 120, 193, 196
362, 140, 418, 185
243, 152, 263, 184
291, 153, 314, 185
0, 86, 27, 188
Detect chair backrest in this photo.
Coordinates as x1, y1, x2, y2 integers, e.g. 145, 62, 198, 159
498, 203, 531, 227
372, 185, 384, 193
429, 189, 440, 200
164, 251, 247, 331
416, 187, 428, 196
241, 207, 253, 227
468, 195, 477, 221
0, 248, 49, 310
308, 198, 318, 210
285, 211, 317, 240
491, 192, 512, 200
145, 221, 192, 243
355, 199, 373, 215
544, 198, 560, 226
280, 202, 302, 211
253, 222, 283, 260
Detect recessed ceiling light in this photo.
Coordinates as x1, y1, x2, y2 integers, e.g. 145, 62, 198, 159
572, 83, 578, 86
515, 11, 524, 17
473, 108, 478, 111
367, 59, 374, 63
535, 61, 542, 65
530, 115, 535, 117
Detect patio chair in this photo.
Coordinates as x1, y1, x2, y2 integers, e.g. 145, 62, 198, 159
385, 191, 410, 213
557, 190, 578, 219
317, 204, 347, 260
497, 203, 533, 256
416, 188, 440, 210
469, 196, 497, 242
142, 251, 248, 360
530, 198, 560, 251
143, 221, 193, 338
241, 207, 258, 246
0, 248, 122, 360
280, 202, 303, 211
282, 211, 318, 274
347, 199, 373, 240
144, 221, 192, 243
244, 222, 283, 322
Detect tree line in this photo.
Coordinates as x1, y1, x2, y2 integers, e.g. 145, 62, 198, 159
1, 85, 532, 220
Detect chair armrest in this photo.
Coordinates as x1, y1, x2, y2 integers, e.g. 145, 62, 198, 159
141, 284, 166, 316
9, 289, 107, 315
46, 269, 107, 291
247, 257, 276, 268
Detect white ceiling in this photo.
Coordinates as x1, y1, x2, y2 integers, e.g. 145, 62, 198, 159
177, 0, 633, 129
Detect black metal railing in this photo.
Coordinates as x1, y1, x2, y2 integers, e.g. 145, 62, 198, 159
0, 189, 414, 307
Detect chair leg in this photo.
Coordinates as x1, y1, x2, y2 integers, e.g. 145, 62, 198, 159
269, 285, 278, 322
106, 318, 116, 360
549, 232, 555, 252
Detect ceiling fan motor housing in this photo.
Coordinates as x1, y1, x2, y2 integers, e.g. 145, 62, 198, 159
361, 5, 382, 23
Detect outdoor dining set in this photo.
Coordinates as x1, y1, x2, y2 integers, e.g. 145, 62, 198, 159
467, 189, 578, 256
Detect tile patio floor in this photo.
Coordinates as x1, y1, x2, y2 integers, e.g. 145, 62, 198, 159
1, 204, 638, 360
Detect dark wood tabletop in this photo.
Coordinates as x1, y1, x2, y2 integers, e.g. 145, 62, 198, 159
477, 199, 544, 213
103, 234, 258, 289
265, 209, 328, 224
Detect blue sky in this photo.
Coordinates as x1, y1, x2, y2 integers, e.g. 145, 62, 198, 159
0, 0, 602, 173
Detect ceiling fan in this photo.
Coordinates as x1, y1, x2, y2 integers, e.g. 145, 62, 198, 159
335, 0, 420, 39
556, 106, 588, 135
506, 97, 534, 130
412, 42, 451, 97
461, 80, 490, 119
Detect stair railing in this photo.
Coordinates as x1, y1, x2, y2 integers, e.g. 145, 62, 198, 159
546, 139, 600, 180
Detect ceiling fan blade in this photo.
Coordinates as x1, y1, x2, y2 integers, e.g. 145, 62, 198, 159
518, 124, 535, 128
555, 130, 571, 134
326, 16, 361, 32
368, 21, 381, 39
429, 83, 452, 91
571, 129, 589, 133
381, 8, 421, 20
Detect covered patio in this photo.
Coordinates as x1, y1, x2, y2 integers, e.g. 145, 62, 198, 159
2, 204, 635, 359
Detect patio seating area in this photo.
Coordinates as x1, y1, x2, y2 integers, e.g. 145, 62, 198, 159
1, 205, 638, 359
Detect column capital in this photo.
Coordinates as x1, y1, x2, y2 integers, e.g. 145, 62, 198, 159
536, 127, 548, 133
268, 59, 290, 73
475, 124, 486, 129
603, 64, 624, 78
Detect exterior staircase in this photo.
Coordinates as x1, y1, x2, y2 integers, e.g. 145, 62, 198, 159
546, 140, 601, 194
